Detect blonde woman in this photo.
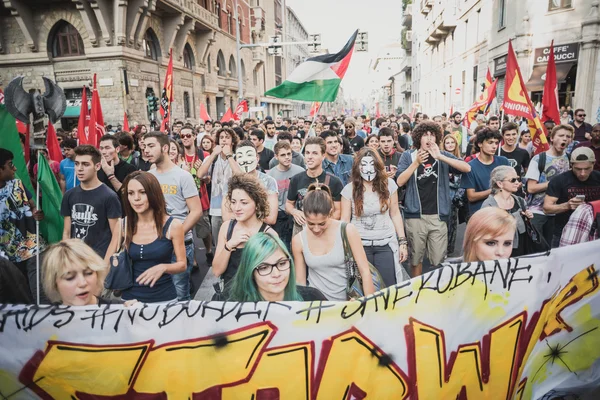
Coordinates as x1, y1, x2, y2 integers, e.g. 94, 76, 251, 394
442, 134, 462, 254
463, 207, 517, 262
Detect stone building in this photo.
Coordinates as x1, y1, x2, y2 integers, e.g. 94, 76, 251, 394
284, 5, 310, 117
0, 0, 290, 129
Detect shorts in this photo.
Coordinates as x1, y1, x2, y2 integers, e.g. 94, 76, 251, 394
194, 214, 211, 239
405, 215, 447, 267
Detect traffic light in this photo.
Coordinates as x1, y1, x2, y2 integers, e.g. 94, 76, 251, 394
268, 35, 283, 56
356, 31, 368, 52
153, 96, 159, 111
309, 34, 321, 53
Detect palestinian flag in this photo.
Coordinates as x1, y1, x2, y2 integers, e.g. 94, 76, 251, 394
265, 30, 358, 102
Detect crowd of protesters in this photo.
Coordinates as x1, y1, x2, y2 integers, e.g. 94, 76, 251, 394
1, 107, 599, 305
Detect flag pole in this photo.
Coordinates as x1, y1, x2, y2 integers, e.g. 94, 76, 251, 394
307, 102, 324, 137
35, 152, 41, 306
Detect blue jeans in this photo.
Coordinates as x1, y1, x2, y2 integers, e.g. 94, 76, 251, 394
172, 241, 195, 301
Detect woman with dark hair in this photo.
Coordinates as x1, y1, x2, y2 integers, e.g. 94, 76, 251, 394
133, 124, 148, 151
341, 148, 409, 287
292, 183, 375, 301
109, 171, 186, 303
219, 233, 326, 302
168, 138, 184, 167
213, 174, 277, 285
200, 135, 216, 154
365, 134, 380, 150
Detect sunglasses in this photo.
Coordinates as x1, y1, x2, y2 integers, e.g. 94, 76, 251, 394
504, 178, 520, 183
577, 114, 586, 117
345, 125, 354, 129
180, 134, 194, 139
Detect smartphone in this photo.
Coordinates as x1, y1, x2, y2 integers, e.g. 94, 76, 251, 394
575, 195, 585, 201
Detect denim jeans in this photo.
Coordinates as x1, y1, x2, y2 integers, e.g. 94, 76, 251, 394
171, 241, 195, 301
364, 245, 396, 288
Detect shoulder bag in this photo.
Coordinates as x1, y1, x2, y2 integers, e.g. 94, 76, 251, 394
340, 222, 385, 300
104, 217, 134, 291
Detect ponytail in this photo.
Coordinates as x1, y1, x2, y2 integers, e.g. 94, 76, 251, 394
303, 183, 334, 216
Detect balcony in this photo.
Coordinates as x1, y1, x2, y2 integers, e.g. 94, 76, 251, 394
251, 6, 266, 34
160, 0, 218, 29
399, 57, 412, 73
401, 82, 412, 93
420, 0, 433, 15
425, 6, 457, 45
403, 3, 412, 27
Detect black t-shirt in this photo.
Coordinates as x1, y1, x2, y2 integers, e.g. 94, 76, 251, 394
546, 170, 600, 235
258, 147, 275, 172
500, 147, 530, 177
287, 170, 343, 211
276, 125, 288, 131
98, 159, 136, 195
348, 135, 365, 153
398, 135, 410, 151
60, 183, 122, 257
416, 155, 439, 215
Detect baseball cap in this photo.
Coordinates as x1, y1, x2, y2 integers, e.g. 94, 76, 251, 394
570, 147, 596, 163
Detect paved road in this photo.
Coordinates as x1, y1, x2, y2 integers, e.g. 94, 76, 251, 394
191, 222, 467, 301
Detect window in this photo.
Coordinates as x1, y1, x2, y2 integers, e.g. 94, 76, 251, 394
229, 55, 237, 78
184, 92, 191, 119
216, 2, 222, 28
498, 0, 506, 29
143, 29, 160, 61
275, 56, 282, 86
240, 59, 246, 82
183, 44, 194, 69
207, 55, 212, 73
217, 51, 226, 76
206, 97, 211, 116
548, 0, 572, 11
227, 10, 233, 34
200, 0, 210, 9
253, 68, 258, 86
50, 21, 85, 57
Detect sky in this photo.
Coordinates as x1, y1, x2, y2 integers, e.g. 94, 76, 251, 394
285, 0, 404, 104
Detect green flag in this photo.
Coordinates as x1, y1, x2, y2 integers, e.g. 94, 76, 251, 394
0, 104, 34, 195
37, 152, 64, 243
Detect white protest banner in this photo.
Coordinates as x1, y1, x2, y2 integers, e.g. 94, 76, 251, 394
1, 240, 599, 399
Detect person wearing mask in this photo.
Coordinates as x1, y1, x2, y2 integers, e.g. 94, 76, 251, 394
544, 147, 600, 247
250, 129, 275, 172
525, 124, 573, 250
574, 123, 600, 171
292, 183, 375, 301
569, 108, 592, 143
462, 207, 517, 262
500, 122, 530, 197
397, 121, 471, 276
213, 174, 277, 285
461, 128, 509, 218
61, 144, 121, 263
321, 130, 353, 186
0, 148, 47, 303
221, 140, 278, 226
378, 127, 401, 178
217, 232, 326, 301
58, 138, 79, 193
143, 132, 202, 301
344, 117, 365, 153
286, 137, 344, 236
268, 141, 305, 250
341, 148, 409, 287
482, 166, 533, 256
98, 134, 136, 196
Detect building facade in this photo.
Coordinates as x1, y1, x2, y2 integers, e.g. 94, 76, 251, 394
398, 0, 600, 117
284, 5, 310, 117
0, 0, 294, 129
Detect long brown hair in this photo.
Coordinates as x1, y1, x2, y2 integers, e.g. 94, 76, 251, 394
303, 183, 334, 216
351, 147, 389, 217
121, 171, 167, 248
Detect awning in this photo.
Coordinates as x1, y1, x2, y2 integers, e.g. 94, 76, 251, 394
525, 62, 575, 92
62, 106, 82, 118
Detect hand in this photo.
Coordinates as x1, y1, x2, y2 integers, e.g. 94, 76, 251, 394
136, 264, 167, 287
181, 163, 191, 172
212, 145, 222, 156
387, 165, 397, 178
123, 299, 139, 307
567, 197, 584, 210
222, 145, 232, 156
521, 210, 534, 219
228, 230, 250, 248
414, 150, 428, 165
427, 143, 442, 160
101, 157, 115, 176
194, 159, 203, 170
32, 210, 44, 221
201, 176, 211, 184
292, 209, 306, 226
399, 244, 408, 263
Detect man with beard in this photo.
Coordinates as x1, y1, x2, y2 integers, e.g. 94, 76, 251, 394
264, 120, 278, 150
574, 123, 600, 171
450, 111, 469, 156
570, 108, 592, 142
221, 140, 278, 225
344, 117, 365, 153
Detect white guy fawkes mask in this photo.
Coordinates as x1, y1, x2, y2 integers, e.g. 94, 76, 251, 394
235, 146, 258, 173
360, 155, 376, 181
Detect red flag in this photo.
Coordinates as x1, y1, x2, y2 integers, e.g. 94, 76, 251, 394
541, 41, 561, 125
375, 103, 381, 118
465, 78, 498, 126
199, 103, 212, 122
233, 100, 248, 121
485, 68, 493, 87
88, 74, 105, 147
502, 40, 549, 154
160, 49, 174, 132
310, 102, 321, 117
0, 87, 4, 105
77, 86, 90, 145
220, 108, 234, 123
123, 112, 130, 133
46, 122, 62, 163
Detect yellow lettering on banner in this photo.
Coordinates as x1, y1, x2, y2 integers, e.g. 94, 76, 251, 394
221, 343, 313, 400
542, 265, 599, 339
410, 315, 524, 399
30, 341, 151, 398
133, 323, 275, 398
315, 328, 409, 400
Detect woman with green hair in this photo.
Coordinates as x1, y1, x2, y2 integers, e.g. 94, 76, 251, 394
220, 233, 327, 302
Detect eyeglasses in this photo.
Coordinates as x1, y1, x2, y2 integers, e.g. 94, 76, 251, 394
180, 134, 194, 139
345, 125, 354, 129
577, 114, 586, 117
254, 258, 291, 276
593, 129, 600, 133
504, 178, 520, 183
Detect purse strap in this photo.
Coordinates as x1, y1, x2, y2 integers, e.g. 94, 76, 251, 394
340, 222, 353, 262
115, 217, 127, 253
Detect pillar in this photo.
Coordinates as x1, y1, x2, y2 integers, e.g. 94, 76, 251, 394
575, 1, 600, 115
